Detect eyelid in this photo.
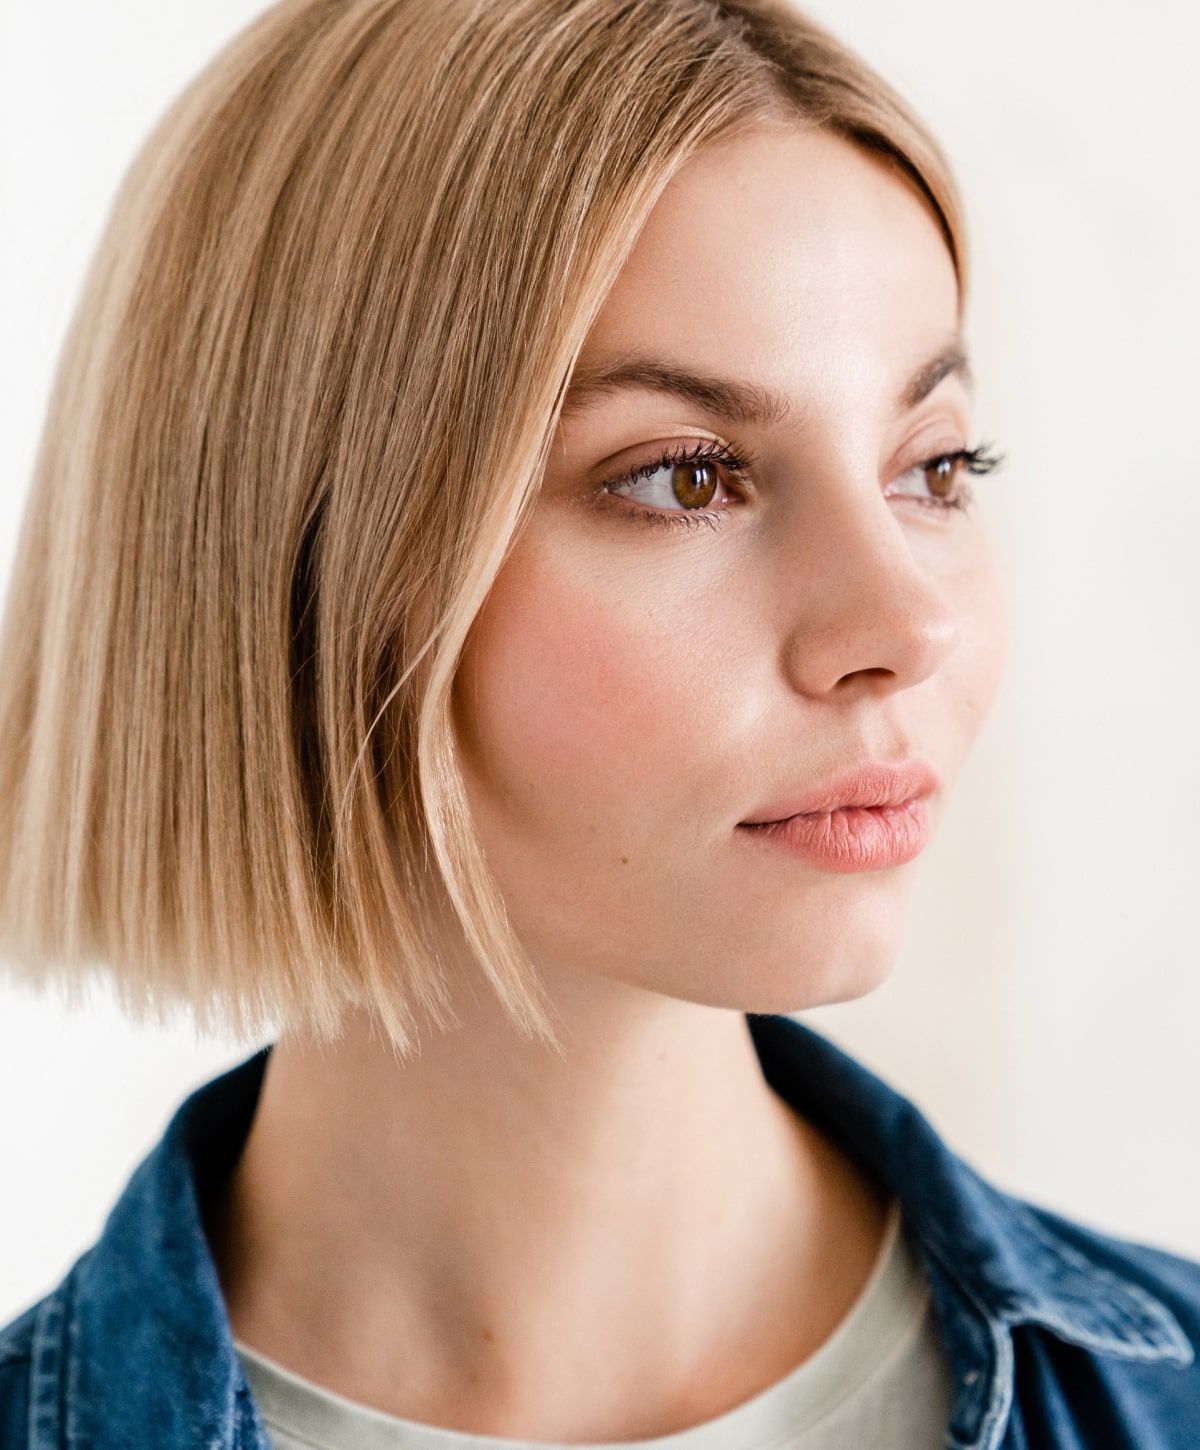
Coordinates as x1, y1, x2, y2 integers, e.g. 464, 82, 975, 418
597, 433, 754, 477
892, 409, 973, 458
896, 437, 969, 477
596, 436, 757, 494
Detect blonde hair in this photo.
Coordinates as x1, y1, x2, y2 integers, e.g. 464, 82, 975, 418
0, 0, 967, 1059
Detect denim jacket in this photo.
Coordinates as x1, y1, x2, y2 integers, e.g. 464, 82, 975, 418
2, 1011, 1198, 1449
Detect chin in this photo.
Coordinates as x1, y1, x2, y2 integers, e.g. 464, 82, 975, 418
657, 947, 899, 1017
743, 941, 902, 1015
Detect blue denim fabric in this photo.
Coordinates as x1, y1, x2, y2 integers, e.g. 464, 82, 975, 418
1, 1010, 1198, 1448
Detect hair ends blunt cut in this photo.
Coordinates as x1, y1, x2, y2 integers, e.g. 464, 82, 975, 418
0, 0, 969, 1062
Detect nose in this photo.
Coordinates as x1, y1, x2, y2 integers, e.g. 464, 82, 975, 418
776, 477, 959, 701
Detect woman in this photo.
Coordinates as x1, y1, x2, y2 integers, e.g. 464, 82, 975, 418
0, 0, 1196, 1446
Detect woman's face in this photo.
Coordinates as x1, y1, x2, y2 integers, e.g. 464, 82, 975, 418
452, 122, 1007, 1011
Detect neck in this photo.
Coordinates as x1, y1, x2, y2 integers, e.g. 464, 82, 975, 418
205, 982, 890, 1440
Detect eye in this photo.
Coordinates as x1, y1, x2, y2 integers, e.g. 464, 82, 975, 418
592, 436, 1007, 534
888, 443, 1006, 516
596, 438, 754, 533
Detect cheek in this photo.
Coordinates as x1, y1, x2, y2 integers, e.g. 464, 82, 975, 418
952, 535, 1009, 720
452, 537, 719, 845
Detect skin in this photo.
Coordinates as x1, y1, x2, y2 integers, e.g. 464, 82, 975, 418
207, 120, 1007, 1439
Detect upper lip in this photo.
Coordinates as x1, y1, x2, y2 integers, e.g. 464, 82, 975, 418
740, 757, 941, 824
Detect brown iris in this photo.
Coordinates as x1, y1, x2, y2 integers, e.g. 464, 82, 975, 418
670, 461, 720, 510
923, 455, 961, 502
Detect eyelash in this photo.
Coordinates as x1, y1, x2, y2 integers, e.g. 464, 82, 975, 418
596, 436, 1007, 533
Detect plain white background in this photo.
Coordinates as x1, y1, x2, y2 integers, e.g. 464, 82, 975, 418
1, 1, 1197, 1325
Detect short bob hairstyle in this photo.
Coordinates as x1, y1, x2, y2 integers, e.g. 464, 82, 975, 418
0, 0, 967, 1060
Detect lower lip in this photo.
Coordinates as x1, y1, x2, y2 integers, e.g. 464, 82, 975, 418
736, 799, 929, 872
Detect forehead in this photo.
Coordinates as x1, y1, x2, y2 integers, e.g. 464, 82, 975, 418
575, 123, 960, 415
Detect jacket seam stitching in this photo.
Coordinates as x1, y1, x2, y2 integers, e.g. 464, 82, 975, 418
915, 1229, 1011, 1450
29, 1281, 66, 1450
946, 1278, 1014, 1450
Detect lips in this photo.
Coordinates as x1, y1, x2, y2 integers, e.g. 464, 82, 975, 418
740, 757, 940, 825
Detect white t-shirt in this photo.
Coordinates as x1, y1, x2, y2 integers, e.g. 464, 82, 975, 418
235, 1197, 953, 1449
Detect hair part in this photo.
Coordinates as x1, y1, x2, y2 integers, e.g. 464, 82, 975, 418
0, 0, 968, 1060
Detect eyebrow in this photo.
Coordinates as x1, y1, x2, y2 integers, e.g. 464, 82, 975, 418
560, 340, 974, 430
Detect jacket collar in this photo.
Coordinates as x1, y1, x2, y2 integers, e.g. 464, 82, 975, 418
746, 1013, 1192, 1361
31, 1011, 1193, 1450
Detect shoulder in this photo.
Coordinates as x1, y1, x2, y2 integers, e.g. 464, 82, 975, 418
0, 1299, 37, 1364
0, 1296, 38, 1450
1001, 1194, 1200, 1444
912, 1129, 1200, 1445
1021, 1195, 1200, 1345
